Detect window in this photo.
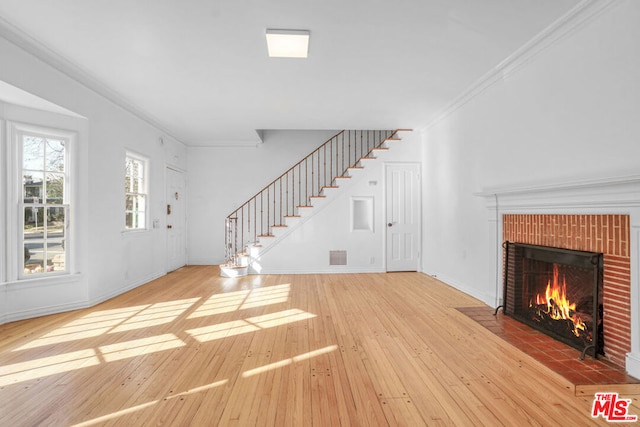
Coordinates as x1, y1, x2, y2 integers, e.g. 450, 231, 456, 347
20, 129, 70, 276
125, 153, 147, 230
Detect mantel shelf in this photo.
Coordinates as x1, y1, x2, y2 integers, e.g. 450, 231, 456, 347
475, 174, 640, 198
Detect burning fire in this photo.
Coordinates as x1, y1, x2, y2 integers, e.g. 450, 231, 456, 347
532, 264, 587, 338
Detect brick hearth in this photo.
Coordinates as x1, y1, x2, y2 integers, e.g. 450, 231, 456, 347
458, 306, 640, 392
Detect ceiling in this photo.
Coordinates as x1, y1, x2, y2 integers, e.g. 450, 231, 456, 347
0, 0, 579, 146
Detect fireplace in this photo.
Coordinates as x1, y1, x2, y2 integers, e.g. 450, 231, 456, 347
500, 214, 631, 368
504, 242, 604, 359
478, 178, 640, 376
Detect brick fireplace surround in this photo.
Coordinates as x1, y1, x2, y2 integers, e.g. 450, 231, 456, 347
477, 175, 640, 379
503, 214, 630, 367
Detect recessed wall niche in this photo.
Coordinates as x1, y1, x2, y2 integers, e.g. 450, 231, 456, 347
351, 197, 374, 232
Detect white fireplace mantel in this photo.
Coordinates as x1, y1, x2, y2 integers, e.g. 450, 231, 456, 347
476, 174, 640, 378
476, 174, 640, 213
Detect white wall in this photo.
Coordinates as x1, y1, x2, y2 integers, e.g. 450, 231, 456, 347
0, 35, 186, 323
187, 130, 339, 265
421, 1, 640, 304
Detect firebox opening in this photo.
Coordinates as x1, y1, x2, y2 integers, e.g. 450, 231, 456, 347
504, 242, 604, 359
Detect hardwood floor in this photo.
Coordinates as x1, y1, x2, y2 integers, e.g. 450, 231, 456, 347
1, 266, 637, 426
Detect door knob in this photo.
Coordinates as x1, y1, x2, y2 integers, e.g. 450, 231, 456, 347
387, 223, 393, 227
167, 225, 173, 229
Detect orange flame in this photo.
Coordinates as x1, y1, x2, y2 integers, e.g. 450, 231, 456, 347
533, 265, 587, 337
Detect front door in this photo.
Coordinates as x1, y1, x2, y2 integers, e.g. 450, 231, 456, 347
386, 163, 420, 272
166, 167, 187, 272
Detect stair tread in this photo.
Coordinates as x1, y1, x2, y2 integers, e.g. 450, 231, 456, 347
258, 234, 274, 237
310, 195, 326, 198
272, 225, 288, 228
373, 147, 390, 150
335, 176, 352, 179
284, 215, 301, 218
322, 186, 340, 189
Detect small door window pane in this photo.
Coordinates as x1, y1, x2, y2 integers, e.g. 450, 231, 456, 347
24, 206, 44, 239
23, 136, 45, 170
23, 172, 44, 203
47, 240, 66, 272
47, 206, 66, 238
46, 173, 65, 204
46, 139, 65, 172
24, 241, 44, 274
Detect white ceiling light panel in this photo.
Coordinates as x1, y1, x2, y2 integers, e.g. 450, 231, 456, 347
266, 29, 310, 58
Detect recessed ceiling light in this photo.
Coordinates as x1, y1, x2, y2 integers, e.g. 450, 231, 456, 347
265, 29, 310, 58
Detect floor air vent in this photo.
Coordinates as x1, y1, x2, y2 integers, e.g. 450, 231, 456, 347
329, 250, 347, 266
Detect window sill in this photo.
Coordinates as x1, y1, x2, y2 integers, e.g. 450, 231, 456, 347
121, 228, 152, 237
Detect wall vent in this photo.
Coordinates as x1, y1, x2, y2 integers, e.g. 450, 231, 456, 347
329, 250, 347, 266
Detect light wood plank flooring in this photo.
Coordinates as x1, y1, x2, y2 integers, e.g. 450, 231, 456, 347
1, 266, 637, 426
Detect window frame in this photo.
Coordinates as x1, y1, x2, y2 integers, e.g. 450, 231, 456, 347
124, 151, 149, 232
0, 118, 5, 283
8, 121, 75, 280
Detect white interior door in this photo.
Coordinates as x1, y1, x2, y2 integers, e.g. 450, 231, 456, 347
386, 163, 420, 272
166, 167, 187, 272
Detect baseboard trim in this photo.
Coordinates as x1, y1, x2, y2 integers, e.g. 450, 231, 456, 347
88, 272, 166, 307
626, 352, 640, 380
258, 267, 387, 275
423, 272, 496, 307
0, 271, 167, 325
1, 300, 88, 324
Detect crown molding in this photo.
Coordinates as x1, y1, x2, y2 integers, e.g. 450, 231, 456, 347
0, 16, 183, 144
188, 140, 264, 148
425, 0, 618, 130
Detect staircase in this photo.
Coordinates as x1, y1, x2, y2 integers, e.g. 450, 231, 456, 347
221, 129, 406, 277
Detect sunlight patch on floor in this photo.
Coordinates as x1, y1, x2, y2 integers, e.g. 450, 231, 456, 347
188, 283, 291, 318
108, 298, 200, 333
188, 290, 251, 318
242, 345, 338, 378
100, 334, 186, 362
71, 379, 229, 426
187, 308, 315, 343
240, 284, 290, 309
73, 400, 159, 427
1, 333, 190, 386
12, 299, 200, 351
0, 349, 100, 387
246, 308, 314, 329
2, 288, 306, 388
187, 319, 261, 341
